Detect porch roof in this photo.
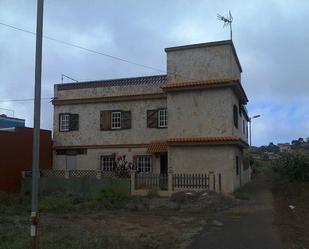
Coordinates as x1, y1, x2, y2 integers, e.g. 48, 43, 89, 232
147, 141, 168, 153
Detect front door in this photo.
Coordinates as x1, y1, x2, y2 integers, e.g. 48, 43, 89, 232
160, 154, 168, 175
66, 155, 77, 171
159, 154, 168, 190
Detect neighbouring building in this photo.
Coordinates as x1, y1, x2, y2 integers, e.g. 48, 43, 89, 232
52, 40, 250, 193
278, 143, 292, 153
0, 114, 25, 128
0, 127, 52, 192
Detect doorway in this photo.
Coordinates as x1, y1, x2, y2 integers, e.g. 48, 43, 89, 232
159, 153, 168, 190
160, 154, 168, 175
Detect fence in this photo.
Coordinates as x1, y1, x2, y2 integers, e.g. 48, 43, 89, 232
131, 172, 222, 197
135, 174, 168, 190
22, 169, 129, 179
173, 173, 209, 189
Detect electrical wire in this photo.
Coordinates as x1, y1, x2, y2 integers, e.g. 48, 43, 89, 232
0, 22, 166, 73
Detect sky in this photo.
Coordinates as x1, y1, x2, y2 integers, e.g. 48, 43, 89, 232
0, 0, 308, 146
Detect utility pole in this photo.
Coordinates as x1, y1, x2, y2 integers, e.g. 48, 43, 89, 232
249, 115, 261, 147
31, 0, 44, 248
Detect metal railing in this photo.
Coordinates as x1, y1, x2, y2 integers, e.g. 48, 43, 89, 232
135, 173, 168, 190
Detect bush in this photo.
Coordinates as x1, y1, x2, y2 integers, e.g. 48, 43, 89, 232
39, 193, 75, 212
273, 153, 309, 182
96, 187, 130, 209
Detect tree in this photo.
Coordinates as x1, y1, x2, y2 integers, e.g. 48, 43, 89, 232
298, 137, 305, 144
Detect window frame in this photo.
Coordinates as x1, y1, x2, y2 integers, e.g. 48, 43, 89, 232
111, 111, 122, 129
59, 113, 70, 132
136, 155, 152, 173
158, 109, 168, 128
100, 155, 115, 172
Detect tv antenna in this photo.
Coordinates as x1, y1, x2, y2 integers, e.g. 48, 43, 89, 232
217, 10, 233, 40
61, 74, 78, 83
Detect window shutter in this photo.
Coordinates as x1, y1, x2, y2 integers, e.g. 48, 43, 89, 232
69, 114, 79, 131
147, 110, 158, 128
121, 111, 131, 129
233, 105, 238, 128
100, 111, 111, 130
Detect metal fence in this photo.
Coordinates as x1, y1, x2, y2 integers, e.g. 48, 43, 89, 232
173, 173, 209, 189
22, 170, 129, 179
135, 173, 168, 190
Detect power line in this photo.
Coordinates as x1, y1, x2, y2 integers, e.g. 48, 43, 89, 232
0, 21, 167, 74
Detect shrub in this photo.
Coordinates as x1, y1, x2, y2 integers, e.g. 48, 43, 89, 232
96, 187, 130, 209
39, 193, 75, 212
273, 153, 309, 182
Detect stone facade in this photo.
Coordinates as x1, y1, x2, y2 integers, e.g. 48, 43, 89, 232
52, 40, 250, 193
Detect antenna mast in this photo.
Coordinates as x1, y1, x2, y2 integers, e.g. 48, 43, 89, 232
61, 74, 78, 83
217, 10, 233, 40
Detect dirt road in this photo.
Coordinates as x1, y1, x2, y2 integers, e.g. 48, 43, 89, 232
189, 174, 284, 249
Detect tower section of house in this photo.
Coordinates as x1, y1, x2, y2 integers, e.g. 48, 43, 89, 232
162, 40, 249, 193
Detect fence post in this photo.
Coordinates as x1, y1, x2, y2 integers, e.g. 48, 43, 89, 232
168, 173, 173, 194
130, 170, 136, 195
65, 170, 70, 179
208, 172, 214, 191
96, 170, 102, 180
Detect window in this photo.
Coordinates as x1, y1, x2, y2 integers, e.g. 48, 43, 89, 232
56, 149, 87, 155
158, 109, 168, 128
242, 120, 246, 134
60, 114, 70, 131
100, 155, 115, 171
136, 155, 152, 173
236, 156, 239, 175
111, 111, 121, 129
246, 123, 248, 138
59, 113, 79, 132
233, 105, 238, 128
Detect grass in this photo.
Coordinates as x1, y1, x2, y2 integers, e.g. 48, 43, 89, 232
0, 189, 209, 249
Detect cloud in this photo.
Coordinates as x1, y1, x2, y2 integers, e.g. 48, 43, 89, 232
0, 0, 308, 145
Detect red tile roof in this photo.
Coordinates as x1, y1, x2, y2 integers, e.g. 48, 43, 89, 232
161, 78, 239, 89
147, 141, 168, 153
167, 136, 248, 147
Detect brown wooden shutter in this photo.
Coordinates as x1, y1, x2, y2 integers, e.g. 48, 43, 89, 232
121, 111, 131, 129
100, 111, 111, 131
147, 110, 158, 128
100, 111, 111, 130
69, 114, 79, 131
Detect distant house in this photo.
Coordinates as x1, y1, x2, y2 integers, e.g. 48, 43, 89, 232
278, 143, 292, 153
0, 127, 52, 192
0, 114, 25, 128
52, 40, 250, 193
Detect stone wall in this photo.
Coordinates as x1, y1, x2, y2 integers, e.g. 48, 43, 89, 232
166, 43, 241, 82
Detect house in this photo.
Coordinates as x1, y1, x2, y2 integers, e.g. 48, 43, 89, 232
278, 143, 292, 153
0, 127, 52, 192
52, 40, 250, 193
0, 114, 25, 128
